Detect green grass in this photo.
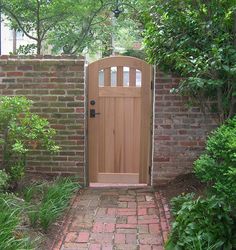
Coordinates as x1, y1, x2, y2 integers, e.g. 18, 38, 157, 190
0, 194, 33, 250
23, 177, 80, 232
38, 177, 79, 231
0, 176, 80, 250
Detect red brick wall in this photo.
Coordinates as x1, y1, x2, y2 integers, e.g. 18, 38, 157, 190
152, 70, 218, 186
0, 56, 218, 187
0, 55, 86, 184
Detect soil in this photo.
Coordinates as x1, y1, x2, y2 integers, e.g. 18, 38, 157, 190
156, 173, 207, 204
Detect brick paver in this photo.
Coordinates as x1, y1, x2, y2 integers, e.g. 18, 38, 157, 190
52, 188, 170, 250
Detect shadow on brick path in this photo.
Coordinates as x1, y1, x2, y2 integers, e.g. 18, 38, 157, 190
52, 187, 170, 250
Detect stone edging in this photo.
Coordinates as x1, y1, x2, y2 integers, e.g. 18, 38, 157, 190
154, 192, 171, 244
50, 189, 83, 250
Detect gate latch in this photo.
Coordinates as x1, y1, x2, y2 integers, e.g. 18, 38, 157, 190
90, 109, 100, 118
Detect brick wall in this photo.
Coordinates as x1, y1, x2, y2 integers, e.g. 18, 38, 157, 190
0, 55, 86, 185
0, 56, 219, 187
152, 70, 218, 186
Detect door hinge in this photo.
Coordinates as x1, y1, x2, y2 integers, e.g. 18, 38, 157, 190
149, 165, 152, 176
151, 80, 154, 90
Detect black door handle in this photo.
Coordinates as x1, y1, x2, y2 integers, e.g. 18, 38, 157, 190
90, 109, 101, 118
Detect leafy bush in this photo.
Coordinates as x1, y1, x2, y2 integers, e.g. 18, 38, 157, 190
0, 170, 9, 191
0, 96, 60, 184
0, 194, 33, 250
166, 194, 236, 250
143, 0, 236, 121
194, 116, 236, 203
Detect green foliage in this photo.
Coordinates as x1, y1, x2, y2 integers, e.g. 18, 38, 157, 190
166, 194, 236, 250
122, 49, 146, 60
48, 0, 143, 56
0, 170, 9, 192
194, 116, 236, 204
2, 0, 144, 56
23, 178, 80, 232
22, 182, 45, 203
16, 44, 37, 55
143, 0, 236, 121
0, 96, 59, 184
38, 178, 79, 231
0, 194, 33, 250
1, 0, 79, 54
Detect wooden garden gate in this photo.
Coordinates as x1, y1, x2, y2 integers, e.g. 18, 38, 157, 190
88, 56, 152, 184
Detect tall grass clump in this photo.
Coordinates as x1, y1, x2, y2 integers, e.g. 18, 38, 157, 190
24, 177, 80, 232
0, 194, 33, 250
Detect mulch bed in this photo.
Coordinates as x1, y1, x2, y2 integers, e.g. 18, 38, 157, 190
156, 173, 207, 204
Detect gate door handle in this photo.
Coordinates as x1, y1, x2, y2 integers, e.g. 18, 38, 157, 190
90, 109, 101, 118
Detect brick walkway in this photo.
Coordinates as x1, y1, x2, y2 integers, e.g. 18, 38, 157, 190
52, 188, 170, 250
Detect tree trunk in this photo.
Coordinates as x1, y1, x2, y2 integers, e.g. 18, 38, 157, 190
13, 29, 16, 54
37, 40, 41, 55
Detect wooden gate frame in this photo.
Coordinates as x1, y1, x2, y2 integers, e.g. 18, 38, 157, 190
87, 56, 153, 184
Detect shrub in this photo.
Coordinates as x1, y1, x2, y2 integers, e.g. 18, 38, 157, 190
0, 170, 9, 192
0, 96, 60, 184
194, 116, 236, 203
166, 194, 236, 250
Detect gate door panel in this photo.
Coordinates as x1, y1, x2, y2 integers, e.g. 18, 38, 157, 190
88, 56, 152, 184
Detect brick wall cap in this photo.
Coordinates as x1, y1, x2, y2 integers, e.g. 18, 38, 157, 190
0, 55, 85, 61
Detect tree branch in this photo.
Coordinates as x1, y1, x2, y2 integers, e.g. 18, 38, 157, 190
3, 6, 37, 41
71, 2, 106, 54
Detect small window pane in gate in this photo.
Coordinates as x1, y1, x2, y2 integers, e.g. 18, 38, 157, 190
136, 70, 142, 87
111, 67, 117, 87
99, 70, 104, 87
123, 67, 129, 87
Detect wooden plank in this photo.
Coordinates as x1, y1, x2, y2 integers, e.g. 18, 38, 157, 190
97, 173, 139, 184
129, 68, 136, 87
133, 98, 141, 173
88, 62, 99, 182
139, 63, 152, 184
104, 68, 111, 86
124, 98, 135, 173
117, 66, 123, 86
97, 56, 144, 71
99, 87, 141, 98
104, 98, 115, 172
98, 98, 105, 173
114, 98, 125, 173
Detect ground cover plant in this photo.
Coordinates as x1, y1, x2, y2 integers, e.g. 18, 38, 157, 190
165, 116, 236, 250
23, 177, 80, 232
0, 176, 80, 250
0, 194, 33, 250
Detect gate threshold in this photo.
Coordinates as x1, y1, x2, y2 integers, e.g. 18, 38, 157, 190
90, 183, 148, 188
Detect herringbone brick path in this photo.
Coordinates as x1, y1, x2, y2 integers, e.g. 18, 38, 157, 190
52, 188, 170, 250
